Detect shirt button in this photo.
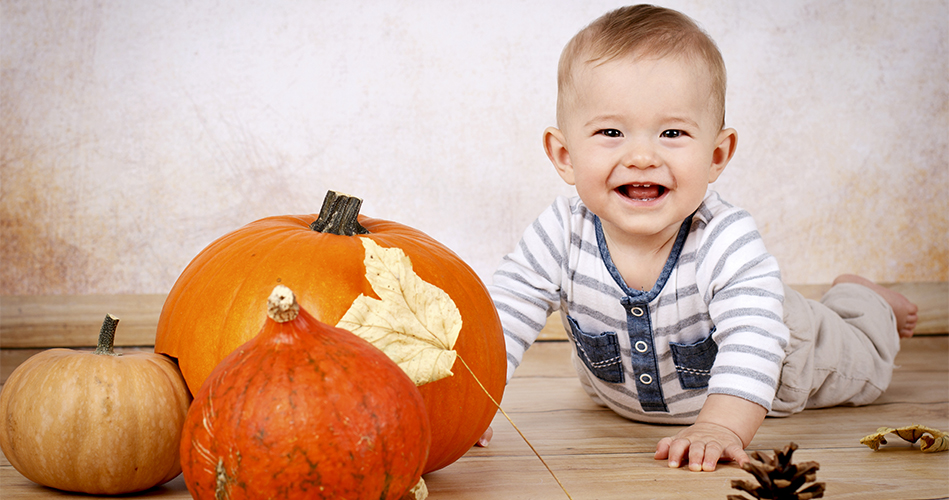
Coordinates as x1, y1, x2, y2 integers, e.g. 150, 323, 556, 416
630, 306, 645, 317
634, 341, 649, 353
639, 373, 653, 385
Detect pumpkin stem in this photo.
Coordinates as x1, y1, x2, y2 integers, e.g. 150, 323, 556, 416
94, 314, 121, 356
309, 190, 370, 236
268, 285, 300, 323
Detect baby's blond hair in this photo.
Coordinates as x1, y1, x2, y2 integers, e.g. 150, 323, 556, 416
557, 5, 727, 129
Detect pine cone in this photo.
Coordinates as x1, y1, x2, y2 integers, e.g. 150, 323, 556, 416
727, 443, 825, 500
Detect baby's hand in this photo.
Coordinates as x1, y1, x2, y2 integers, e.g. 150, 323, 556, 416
474, 426, 493, 447
654, 422, 748, 471
654, 394, 766, 471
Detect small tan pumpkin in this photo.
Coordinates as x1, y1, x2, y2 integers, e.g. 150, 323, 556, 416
0, 315, 192, 495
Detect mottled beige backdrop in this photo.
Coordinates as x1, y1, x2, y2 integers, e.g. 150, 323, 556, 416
2, 0, 947, 295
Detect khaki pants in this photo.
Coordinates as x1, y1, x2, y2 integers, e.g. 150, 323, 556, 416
770, 283, 900, 416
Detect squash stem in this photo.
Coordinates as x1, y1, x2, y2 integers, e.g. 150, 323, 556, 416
94, 314, 120, 356
309, 190, 370, 236
268, 285, 300, 323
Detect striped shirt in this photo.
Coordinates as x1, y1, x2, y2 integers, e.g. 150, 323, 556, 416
489, 191, 789, 424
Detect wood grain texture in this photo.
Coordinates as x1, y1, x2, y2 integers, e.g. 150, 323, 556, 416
2, 283, 944, 349
2, 336, 946, 499
1, 295, 166, 348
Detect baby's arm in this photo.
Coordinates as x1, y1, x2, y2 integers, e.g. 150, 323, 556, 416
654, 205, 782, 471
478, 200, 576, 449
654, 394, 766, 471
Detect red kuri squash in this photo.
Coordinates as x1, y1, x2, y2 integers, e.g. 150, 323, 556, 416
180, 285, 430, 499
156, 191, 506, 473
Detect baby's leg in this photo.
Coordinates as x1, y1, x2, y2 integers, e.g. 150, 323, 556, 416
832, 274, 918, 337
774, 282, 902, 412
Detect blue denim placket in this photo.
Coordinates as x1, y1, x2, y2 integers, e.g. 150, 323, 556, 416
595, 214, 694, 413
620, 294, 666, 411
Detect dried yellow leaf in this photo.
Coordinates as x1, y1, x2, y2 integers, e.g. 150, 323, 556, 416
336, 238, 461, 386
400, 478, 428, 500
860, 424, 949, 453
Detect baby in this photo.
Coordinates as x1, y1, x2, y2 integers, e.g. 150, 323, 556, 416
484, 4, 918, 472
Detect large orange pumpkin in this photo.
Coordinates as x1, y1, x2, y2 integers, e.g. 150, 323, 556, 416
155, 191, 506, 473
180, 285, 430, 499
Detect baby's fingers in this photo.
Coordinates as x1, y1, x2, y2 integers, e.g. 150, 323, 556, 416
692, 441, 750, 471
475, 426, 493, 447
721, 442, 750, 468
654, 437, 673, 460
691, 441, 723, 471
660, 438, 693, 469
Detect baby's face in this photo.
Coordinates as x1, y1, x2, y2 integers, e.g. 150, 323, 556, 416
553, 53, 733, 246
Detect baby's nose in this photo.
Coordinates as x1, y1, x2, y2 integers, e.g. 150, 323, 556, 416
621, 138, 660, 169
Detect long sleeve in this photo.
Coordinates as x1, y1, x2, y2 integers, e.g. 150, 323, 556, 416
693, 198, 789, 410
488, 199, 574, 381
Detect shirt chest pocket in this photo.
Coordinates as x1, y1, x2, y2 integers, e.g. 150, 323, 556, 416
566, 315, 624, 383
669, 332, 718, 389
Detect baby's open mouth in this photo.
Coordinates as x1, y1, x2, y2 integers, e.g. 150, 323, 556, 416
618, 184, 667, 201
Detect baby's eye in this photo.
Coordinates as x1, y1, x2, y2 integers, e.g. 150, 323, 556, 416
597, 129, 623, 138
660, 129, 684, 139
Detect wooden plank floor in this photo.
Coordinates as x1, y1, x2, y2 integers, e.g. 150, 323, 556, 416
426, 336, 949, 499
2, 282, 947, 347
1, 285, 947, 499
2, 336, 947, 499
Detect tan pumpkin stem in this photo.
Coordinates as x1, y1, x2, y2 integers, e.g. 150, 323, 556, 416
309, 190, 370, 236
268, 285, 300, 323
93, 314, 121, 356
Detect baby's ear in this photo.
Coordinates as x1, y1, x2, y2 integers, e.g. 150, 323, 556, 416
709, 128, 738, 182
544, 127, 576, 185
